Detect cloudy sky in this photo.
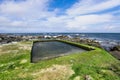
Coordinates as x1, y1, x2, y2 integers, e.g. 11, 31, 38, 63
0, 0, 120, 33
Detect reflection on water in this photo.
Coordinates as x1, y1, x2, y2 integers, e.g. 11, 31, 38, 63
31, 41, 86, 62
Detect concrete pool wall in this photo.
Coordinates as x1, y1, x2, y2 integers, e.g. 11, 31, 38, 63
31, 40, 94, 63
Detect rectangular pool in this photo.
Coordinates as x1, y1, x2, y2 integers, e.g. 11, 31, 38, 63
31, 41, 87, 62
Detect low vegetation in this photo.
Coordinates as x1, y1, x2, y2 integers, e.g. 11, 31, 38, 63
0, 41, 120, 80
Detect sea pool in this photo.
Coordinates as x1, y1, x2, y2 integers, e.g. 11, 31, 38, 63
31, 41, 86, 62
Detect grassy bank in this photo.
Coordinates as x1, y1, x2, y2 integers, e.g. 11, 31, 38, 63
0, 41, 120, 80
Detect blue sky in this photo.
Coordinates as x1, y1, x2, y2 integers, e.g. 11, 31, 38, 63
0, 0, 120, 33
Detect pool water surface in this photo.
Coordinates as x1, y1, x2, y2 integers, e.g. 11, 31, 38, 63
31, 41, 87, 62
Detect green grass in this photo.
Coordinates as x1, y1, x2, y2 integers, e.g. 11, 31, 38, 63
0, 41, 120, 80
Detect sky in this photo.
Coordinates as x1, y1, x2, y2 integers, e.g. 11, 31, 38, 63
0, 0, 120, 33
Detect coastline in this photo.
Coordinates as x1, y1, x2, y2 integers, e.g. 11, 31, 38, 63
0, 33, 120, 60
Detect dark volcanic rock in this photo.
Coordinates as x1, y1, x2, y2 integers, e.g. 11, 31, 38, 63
110, 46, 120, 51
0, 34, 41, 44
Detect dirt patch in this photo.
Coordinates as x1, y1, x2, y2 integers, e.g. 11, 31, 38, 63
19, 45, 31, 50
0, 42, 31, 55
32, 65, 74, 80
18, 43, 32, 50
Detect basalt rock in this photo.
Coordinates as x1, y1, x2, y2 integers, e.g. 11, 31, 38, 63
110, 46, 120, 51
0, 34, 41, 44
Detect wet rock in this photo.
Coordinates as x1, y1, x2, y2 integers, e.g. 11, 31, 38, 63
0, 34, 42, 44
56, 35, 69, 39
110, 46, 120, 51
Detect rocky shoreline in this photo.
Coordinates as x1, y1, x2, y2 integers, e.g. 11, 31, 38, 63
0, 34, 44, 44
0, 34, 120, 60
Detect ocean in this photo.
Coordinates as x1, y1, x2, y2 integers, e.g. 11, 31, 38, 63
1, 33, 120, 41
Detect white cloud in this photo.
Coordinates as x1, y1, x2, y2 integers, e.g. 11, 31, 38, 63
10, 21, 26, 26
0, 0, 55, 19
104, 25, 119, 30
66, 0, 120, 15
66, 14, 113, 30
0, 16, 10, 23
0, 0, 120, 33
